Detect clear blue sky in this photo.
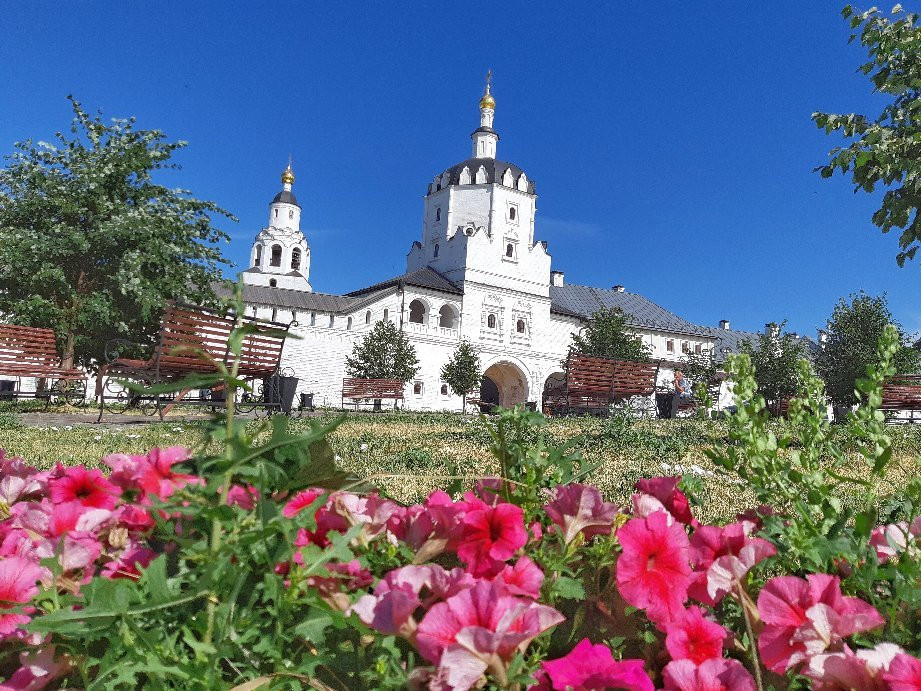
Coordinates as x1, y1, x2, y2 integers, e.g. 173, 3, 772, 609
2, 2, 918, 338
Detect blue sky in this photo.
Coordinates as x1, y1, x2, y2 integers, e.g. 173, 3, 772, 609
2, 2, 919, 338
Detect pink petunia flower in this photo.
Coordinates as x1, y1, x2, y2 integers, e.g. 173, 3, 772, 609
883, 652, 921, 691
616, 511, 692, 627
282, 488, 325, 518
136, 446, 197, 500
804, 643, 904, 690
756, 574, 886, 674
665, 606, 727, 665
869, 522, 911, 563
1, 644, 69, 690
688, 521, 776, 606
495, 556, 544, 599
661, 658, 756, 690
334, 492, 404, 542
544, 484, 619, 545
47, 465, 120, 510
539, 638, 654, 690
0, 556, 46, 637
416, 580, 564, 691
456, 501, 527, 577
633, 476, 695, 526
101, 544, 157, 580
225, 484, 260, 511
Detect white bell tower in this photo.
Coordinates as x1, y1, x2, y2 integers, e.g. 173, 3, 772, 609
243, 162, 312, 292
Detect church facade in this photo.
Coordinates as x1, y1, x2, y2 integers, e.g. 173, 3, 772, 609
238, 80, 763, 411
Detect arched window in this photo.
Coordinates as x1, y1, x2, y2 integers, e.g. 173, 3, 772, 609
433, 244, 439, 258
288, 209, 294, 219
254, 245, 262, 266
347, 316, 353, 330
365, 310, 371, 324
435, 207, 441, 222
439, 304, 458, 329
487, 313, 497, 329
329, 315, 334, 328
516, 319, 526, 334
271, 309, 277, 321
270, 244, 282, 267
383, 309, 389, 322
506, 244, 514, 258
509, 206, 517, 221
408, 299, 426, 324
269, 278, 277, 288
291, 247, 301, 271
441, 384, 449, 396
310, 312, 316, 326
413, 381, 423, 395
274, 209, 278, 218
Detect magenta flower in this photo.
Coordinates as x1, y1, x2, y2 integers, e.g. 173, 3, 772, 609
544, 484, 619, 545
665, 606, 727, 665
282, 488, 325, 518
634, 476, 695, 526
416, 580, 564, 690
496, 556, 544, 599
136, 447, 197, 500
225, 484, 259, 510
539, 638, 653, 690
2, 645, 69, 690
756, 574, 886, 674
688, 521, 776, 605
661, 658, 756, 690
48, 465, 120, 510
616, 511, 692, 627
804, 643, 904, 690
457, 501, 527, 577
884, 652, 921, 690
101, 544, 157, 580
869, 522, 911, 563
0, 556, 46, 636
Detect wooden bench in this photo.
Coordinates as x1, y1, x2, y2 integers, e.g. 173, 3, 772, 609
676, 380, 722, 416
98, 303, 291, 420
881, 374, 921, 423
341, 378, 404, 411
555, 353, 659, 416
0, 324, 87, 405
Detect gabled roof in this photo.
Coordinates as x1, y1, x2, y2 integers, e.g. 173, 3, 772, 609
216, 282, 388, 315
346, 266, 463, 297
550, 284, 713, 337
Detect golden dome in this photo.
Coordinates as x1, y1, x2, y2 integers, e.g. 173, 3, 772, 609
281, 165, 295, 185
479, 69, 495, 109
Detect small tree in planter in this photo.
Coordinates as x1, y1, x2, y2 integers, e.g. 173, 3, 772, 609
816, 292, 919, 412
345, 320, 419, 384
441, 340, 481, 411
569, 307, 651, 361
739, 322, 811, 414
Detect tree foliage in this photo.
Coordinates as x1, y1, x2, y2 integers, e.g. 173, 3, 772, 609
345, 320, 420, 382
0, 96, 233, 368
814, 5, 921, 265
739, 323, 812, 405
441, 339, 481, 408
569, 308, 651, 361
815, 291, 919, 405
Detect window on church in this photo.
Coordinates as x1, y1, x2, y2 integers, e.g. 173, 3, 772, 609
383, 309, 389, 322
347, 316, 353, 330
505, 244, 514, 258
274, 209, 278, 218
310, 312, 316, 326
440, 384, 449, 396
487, 313, 497, 329
291, 247, 301, 271
695, 343, 702, 355
439, 304, 457, 329
329, 315, 334, 328
291, 311, 297, 322
271, 309, 277, 321
413, 381, 424, 395
516, 319, 526, 334
436, 207, 441, 222
254, 245, 262, 266
270, 244, 282, 267
682, 341, 691, 354
509, 206, 517, 221
289, 210, 294, 219
433, 244, 439, 258
409, 299, 426, 324
365, 310, 371, 325
269, 279, 277, 288
667, 339, 674, 353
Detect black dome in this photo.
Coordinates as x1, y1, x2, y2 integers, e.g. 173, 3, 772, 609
429, 158, 535, 195
271, 190, 300, 206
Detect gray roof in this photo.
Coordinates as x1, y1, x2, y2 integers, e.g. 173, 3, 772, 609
429, 158, 535, 195
347, 267, 463, 297
271, 190, 300, 207
217, 282, 387, 315
550, 284, 714, 337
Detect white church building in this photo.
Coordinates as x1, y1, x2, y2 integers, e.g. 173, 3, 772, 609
237, 80, 777, 411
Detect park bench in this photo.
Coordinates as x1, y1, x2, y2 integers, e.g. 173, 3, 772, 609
556, 353, 659, 416
675, 379, 723, 417
341, 378, 404, 411
880, 374, 921, 423
0, 324, 87, 405
98, 303, 291, 420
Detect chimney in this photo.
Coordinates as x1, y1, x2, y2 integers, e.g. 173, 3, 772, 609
818, 329, 827, 346
765, 322, 779, 338
612, 285, 625, 293
550, 270, 564, 287
719, 319, 730, 331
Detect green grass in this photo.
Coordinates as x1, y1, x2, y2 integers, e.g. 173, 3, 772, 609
1, 409, 919, 523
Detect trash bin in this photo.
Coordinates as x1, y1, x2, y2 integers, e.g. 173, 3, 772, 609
655, 392, 674, 419
525, 401, 537, 412
263, 375, 299, 414
299, 393, 314, 411
0, 381, 15, 401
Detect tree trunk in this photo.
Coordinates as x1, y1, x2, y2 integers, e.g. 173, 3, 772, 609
462, 393, 466, 413
62, 329, 75, 369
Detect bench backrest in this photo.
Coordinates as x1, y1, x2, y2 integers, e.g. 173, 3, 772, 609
342, 378, 405, 399
0, 324, 61, 373
611, 360, 659, 398
882, 374, 921, 404
565, 354, 617, 398
153, 304, 289, 378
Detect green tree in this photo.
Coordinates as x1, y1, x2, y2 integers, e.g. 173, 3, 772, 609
569, 307, 651, 361
814, 5, 921, 265
739, 323, 811, 407
816, 291, 919, 406
345, 320, 419, 382
0, 96, 233, 368
441, 339, 481, 409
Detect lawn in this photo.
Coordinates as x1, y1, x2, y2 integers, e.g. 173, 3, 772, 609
1, 409, 919, 524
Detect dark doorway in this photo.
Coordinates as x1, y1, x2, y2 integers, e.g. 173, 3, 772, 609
479, 375, 500, 411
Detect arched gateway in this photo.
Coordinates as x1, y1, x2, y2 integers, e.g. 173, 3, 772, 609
479, 360, 530, 408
